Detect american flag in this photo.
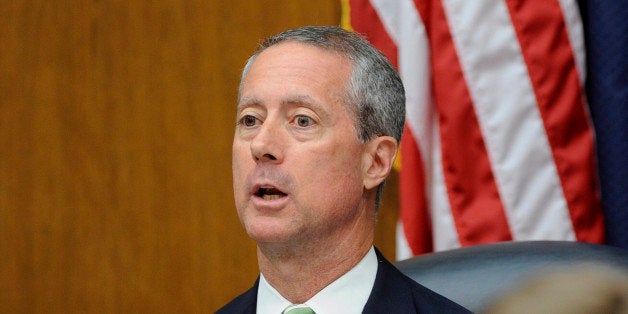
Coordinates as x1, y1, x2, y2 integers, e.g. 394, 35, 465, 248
342, 0, 611, 259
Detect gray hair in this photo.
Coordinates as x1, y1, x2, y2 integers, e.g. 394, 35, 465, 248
239, 26, 406, 209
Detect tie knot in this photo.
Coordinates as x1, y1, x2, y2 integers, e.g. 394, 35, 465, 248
283, 304, 315, 314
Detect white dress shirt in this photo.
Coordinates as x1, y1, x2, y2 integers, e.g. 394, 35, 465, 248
256, 246, 378, 314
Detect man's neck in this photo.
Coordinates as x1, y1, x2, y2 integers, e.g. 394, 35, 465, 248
257, 230, 374, 303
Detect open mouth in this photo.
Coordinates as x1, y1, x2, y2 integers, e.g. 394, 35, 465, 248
254, 186, 288, 200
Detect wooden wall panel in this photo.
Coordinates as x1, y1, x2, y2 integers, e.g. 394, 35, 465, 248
0, 1, 399, 312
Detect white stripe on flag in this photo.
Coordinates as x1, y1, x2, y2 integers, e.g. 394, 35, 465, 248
557, 0, 586, 84
396, 220, 413, 260
429, 118, 461, 251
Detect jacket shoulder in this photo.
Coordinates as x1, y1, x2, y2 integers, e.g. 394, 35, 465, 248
364, 248, 471, 313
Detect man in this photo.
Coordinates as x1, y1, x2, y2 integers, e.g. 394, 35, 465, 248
218, 26, 470, 313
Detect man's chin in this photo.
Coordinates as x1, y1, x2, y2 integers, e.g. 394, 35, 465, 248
244, 222, 296, 244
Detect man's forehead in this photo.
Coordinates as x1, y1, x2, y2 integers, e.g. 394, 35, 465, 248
239, 45, 351, 102
252, 41, 350, 71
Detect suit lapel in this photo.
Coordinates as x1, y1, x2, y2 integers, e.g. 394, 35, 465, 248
362, 248, 416, 313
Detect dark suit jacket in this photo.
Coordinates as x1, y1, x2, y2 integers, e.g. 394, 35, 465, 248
216, 248, 470, 313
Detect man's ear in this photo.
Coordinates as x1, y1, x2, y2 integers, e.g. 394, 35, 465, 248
363, 136, 398, 190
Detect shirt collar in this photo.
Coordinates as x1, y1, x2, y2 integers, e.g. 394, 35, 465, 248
257, 273, 292, 314
256, 247, 378, 314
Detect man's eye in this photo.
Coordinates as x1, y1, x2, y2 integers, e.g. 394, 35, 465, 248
295, 115, 314, 127
239, 115, 259, 127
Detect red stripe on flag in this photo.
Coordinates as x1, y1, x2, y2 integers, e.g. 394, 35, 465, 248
505, 0, 605, 243
349, 0, 398, 68
400, 125, 433, 254
414, 0, 513, 245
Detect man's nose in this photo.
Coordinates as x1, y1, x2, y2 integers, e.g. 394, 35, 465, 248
250, 121, 283, 163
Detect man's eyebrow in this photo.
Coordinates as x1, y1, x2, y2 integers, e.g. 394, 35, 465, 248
281, 95, 327, 113
237, 97, 262, 112
238, 95, 331, 119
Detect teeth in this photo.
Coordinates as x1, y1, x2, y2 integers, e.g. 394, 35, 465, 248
262, 194, 283, 200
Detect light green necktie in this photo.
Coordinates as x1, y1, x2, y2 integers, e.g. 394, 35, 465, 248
283, 305, 315, 314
